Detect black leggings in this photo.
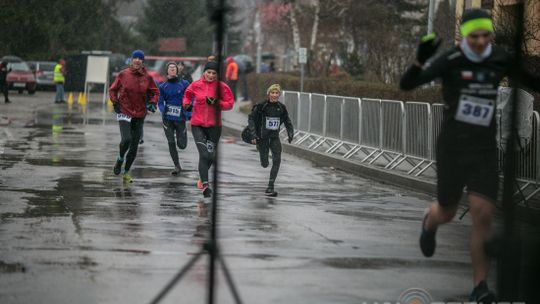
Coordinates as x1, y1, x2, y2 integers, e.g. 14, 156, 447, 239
0, 82, 8, 102
118, 118, 144, 172
163, 120, 187, 167
258, 137, 282, 185
192, 126, 222, 184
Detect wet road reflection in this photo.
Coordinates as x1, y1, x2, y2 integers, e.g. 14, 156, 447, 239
0, 98, 478, 303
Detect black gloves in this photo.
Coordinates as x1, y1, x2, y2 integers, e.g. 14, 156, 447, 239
113, 102, 121, 114
416, 33, 441, 65
184, 103, 192, 112
205, 96, 217, 105
147, 103, 156, 113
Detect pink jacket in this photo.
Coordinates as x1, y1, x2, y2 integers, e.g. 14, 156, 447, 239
183, 78, 234, 127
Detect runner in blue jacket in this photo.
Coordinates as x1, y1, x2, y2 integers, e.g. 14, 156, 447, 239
158, 62, 191, 175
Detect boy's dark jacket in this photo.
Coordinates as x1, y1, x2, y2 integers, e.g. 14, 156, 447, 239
247, 99, 294, 141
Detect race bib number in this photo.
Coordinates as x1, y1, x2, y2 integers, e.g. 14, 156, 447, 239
116, 113, 132, 122
167, 105, 182, 117
455, 95, 494, 127
265, 117, 280, 130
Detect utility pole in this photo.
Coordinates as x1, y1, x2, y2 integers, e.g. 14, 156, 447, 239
428, 0, 436, 34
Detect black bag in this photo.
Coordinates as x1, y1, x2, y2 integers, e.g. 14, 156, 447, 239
241, 126, 253, 144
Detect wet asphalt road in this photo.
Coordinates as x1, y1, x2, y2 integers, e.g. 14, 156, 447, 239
0, 92, 478, 303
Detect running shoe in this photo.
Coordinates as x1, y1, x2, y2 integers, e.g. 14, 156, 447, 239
265, 186, 277, 196
419, 208, 436, 257
122, 173, 133, 183
171, 166, 182, 176
469, 281, 496, 304
202, 184, 212, 198
113, 159, 123, 175
197, 179, 204, 189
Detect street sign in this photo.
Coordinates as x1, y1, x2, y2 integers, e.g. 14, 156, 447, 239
298, 48, 307, 64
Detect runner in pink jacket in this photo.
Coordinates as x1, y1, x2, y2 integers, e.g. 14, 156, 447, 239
182, 61, 234, 197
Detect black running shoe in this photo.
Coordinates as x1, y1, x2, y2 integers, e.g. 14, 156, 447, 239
469, 281, 496, 304
265, 186, 278, 197
113, 159, 123, 175
420, 209, 436, 257
203, 185, 213, 198
171, 166, 182, 176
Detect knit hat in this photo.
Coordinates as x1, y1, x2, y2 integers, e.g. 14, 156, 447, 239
166, 61, 178, 74
204, 61, 219, 72
460, 9, 493, 37
131, 49, 145, 61
267, 84, 282, 95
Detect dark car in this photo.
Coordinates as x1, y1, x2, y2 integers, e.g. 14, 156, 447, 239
28, 61, 56, 90
6, 61, 36, 94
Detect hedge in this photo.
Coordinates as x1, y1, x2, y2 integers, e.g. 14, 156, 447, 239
247, 73, 540, 111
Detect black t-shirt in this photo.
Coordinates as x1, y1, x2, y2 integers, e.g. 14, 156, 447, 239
401, 45, 538, 151
248, 100, 294, 139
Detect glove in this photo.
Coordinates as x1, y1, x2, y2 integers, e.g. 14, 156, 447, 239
147, 103, 156, 113
113, 102, 121, 114
205, 96, 217, 105
288, 136, 293, 144
184, 103, 192, 112
416, 33, 441, 65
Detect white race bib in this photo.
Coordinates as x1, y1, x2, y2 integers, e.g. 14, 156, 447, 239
116, 113, 132, 122
167, 105, 182, 117
265, 117, 280, 130
455, 95, 495, 127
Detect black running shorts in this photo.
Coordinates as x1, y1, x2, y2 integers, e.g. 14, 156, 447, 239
436, 145, 499, 207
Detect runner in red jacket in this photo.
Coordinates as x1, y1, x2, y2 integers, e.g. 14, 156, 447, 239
109, 50, 159, 183
183, 61, 234, 197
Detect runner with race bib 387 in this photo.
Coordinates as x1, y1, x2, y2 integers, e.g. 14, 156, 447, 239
400, 9, 540, 303
109, 50, 159, 183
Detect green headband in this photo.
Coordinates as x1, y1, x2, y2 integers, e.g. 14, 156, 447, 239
460, 18, 494, 37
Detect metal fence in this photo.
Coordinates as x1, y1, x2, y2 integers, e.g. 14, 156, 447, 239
281, 90, 540, 204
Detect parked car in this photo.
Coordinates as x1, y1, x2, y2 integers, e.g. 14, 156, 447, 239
6, 61, 37, 94
28, 61, 56, 90
144, 56, 207, 84
1, 55, 23, 63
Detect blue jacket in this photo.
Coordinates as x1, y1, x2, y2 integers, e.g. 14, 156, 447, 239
158, 77, 191, 121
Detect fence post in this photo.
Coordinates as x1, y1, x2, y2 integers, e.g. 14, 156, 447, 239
323, 95, 328, 137
340, 98, 345, 140
358, 98, 362, 145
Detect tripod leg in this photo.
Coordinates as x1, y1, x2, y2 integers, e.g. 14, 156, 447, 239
150, 250, 205, 304
219, 257, 244, 304
459, 207, 470, 220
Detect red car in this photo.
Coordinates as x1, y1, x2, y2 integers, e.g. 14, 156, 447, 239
144, 56, 206, 84
7, 61, 37, 94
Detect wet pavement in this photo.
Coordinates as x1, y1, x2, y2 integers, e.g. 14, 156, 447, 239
1, 92, 479, 303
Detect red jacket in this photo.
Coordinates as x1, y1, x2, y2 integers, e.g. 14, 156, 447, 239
183, 78, 234, 127
109, 66, 159, 118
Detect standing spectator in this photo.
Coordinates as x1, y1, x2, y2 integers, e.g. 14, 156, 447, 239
225, 57, 238, 101
53, 59, 66, 103
0, 61, 10, 103
178, 61, 193, 84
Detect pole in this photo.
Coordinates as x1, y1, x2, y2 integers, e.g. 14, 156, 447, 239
498, 1, 525, 301
300, 63, 304, 92
255, 11, 262, 74
427, 0, 435, 34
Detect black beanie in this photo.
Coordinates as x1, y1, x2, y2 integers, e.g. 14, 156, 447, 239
204, 61, 219, 72
461, 9, 491, 24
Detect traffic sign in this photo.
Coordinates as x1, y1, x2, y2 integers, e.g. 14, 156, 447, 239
298, 48, 307, 64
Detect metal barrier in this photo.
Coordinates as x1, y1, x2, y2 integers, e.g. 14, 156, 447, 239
283, 91, 299, 130
298, 93, 311, 132
280, 90, 540, 205
430, 104, 445, 161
